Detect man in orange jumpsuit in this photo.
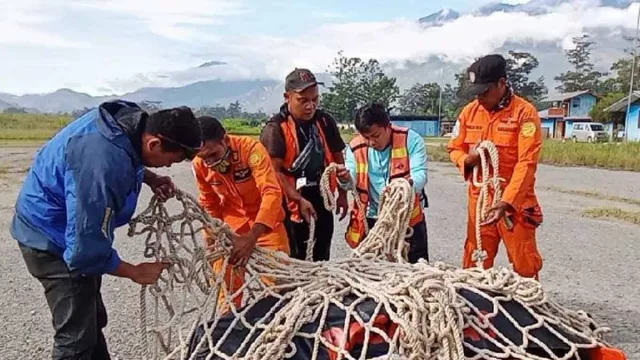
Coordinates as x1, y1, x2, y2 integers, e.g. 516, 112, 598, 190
448, 54, 544, 279
192, 116, 290, 309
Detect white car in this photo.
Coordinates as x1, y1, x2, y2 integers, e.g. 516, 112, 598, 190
570, 122, 609, 143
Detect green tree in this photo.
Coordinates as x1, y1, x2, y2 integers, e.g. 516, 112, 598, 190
3, 107, 28, 114
505, 50, 548, 105
398, 83, 441, 115
227, 101, 242, 118
321, 51, 399, 122
605, 36, 640, 93
554, 35, 606, 93
589, 92, 626, 124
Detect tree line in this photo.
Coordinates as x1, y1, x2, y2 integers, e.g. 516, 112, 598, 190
321, 34, 639, 125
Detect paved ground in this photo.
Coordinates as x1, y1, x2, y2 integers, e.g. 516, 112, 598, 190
0, 146, 639, 359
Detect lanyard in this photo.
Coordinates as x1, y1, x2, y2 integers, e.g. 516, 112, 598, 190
376, 147, 393, 186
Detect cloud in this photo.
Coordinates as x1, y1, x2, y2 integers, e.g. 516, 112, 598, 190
141, 1, 638, 87
0, 0, 86, 47
72, 0, 246, 40
2, 0, 640, 95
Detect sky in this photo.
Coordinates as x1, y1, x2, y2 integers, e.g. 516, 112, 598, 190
0, 0, 637, 96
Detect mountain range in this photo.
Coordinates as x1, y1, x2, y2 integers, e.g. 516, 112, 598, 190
1, 0, 636, 115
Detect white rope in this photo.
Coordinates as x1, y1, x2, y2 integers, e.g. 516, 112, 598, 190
305, 218, 315, 262
470, 141, 508, 268
320, 163, 369, 236
128, 184, 615, 360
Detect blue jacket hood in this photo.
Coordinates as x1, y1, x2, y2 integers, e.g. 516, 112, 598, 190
96, 100, 147, 167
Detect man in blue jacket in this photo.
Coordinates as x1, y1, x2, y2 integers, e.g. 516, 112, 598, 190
11, 100, 202, 359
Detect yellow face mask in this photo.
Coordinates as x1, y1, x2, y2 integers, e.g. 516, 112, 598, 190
207, 147, 232, 174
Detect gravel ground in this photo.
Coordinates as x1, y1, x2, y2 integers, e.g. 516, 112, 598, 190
0, 146, 639, 359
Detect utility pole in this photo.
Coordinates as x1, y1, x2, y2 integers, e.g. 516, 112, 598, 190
624, 2, 640, 142
438, 68, 444, 136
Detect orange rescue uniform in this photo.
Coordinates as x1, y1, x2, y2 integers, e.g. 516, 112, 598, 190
192, 135, 290, 309
448, 94, 544, 279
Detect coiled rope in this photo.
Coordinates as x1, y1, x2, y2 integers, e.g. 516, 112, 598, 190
470, 140, 508, 268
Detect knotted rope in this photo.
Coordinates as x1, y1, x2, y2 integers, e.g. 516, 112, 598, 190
128, 183, 614, 360
319, 163, 412, 262
470, 141, 507, 268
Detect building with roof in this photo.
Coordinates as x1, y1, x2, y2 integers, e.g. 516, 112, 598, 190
604, 91, 640, 142
389, 115, 442, 137
537, 91, 598, 140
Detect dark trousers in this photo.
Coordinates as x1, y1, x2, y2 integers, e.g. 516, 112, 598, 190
289, 185, 334, 261
19, 243, 111, 360
366, 218, 429, 264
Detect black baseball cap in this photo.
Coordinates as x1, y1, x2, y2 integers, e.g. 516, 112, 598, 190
285, 68, 324, 92
465, 54, 507, 96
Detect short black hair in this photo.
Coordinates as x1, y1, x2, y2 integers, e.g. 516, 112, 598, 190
198, 116, 226, 142
145, 106, 202, 153
354, 102, 390, 132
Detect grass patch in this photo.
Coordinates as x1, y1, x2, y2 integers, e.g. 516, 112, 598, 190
0, 113, 72, 140
3, 112, 639, 172
427, 144, 450, 162
541, 141, 640, 172
582, 207, 640, 225
542, 186, 640, 207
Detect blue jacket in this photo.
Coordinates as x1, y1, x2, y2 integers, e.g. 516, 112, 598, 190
11, 100, 146, 276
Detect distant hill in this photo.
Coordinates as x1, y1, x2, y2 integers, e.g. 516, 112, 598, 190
0, 99, 18, 111
0, 80, 280, 114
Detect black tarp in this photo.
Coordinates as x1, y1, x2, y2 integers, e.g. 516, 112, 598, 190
186, 289, 598, 360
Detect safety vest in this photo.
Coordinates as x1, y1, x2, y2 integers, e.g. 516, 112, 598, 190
278, 111, 338, 223
345, 126, 425, 248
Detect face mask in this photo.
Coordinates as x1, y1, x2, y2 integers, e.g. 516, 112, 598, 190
207, 147, 232, 174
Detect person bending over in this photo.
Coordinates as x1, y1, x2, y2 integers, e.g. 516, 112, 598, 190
192, 116, 290, 309
11, 100, 202, 359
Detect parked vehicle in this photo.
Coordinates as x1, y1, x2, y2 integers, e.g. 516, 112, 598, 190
570, 122, 609, 143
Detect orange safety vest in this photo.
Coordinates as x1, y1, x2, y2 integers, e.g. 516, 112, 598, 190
345, 126, 425, 248
279, 112, 338, 222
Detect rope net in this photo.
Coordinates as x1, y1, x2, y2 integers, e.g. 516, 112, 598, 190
127, 161, 615, 360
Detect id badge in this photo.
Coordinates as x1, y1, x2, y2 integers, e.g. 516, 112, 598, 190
296, 177, 307, 190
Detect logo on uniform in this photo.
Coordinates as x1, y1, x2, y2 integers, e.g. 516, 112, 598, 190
249, 152, 262, 167
521, 122, 536, 138
233, 168, 252, 183
299, 70, 314, 82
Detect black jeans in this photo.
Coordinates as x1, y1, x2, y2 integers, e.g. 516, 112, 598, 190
366, 218, 429, 263
290, 185, 334, 261
19, 243, 110, 360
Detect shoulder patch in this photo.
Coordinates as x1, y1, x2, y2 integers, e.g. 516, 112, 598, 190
249, 152, 262, 166
521, 121, 536, 138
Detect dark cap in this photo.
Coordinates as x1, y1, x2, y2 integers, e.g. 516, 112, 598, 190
285, 68, 324, 92
465, 54, 507, 96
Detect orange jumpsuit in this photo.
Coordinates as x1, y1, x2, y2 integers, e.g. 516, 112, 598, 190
192, 135, 290, 310
448, 94, 544, 279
